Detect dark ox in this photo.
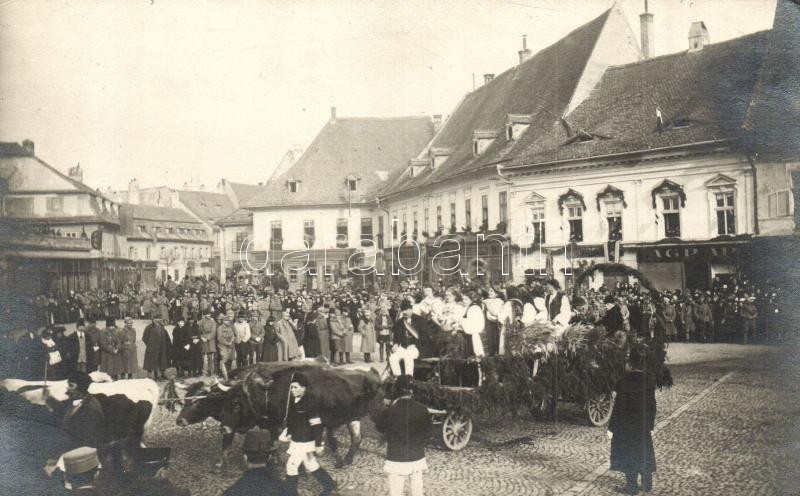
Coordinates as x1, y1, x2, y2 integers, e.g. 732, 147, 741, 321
177, 363, 383, 467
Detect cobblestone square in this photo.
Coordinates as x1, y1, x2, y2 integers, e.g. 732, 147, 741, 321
146, 342, 800, 496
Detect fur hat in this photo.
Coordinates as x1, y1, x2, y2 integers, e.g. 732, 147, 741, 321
105, 318, 116, 328
67, 371, 93, 392
290, 372, 309, 388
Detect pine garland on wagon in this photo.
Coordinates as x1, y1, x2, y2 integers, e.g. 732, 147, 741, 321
410, 320, 671, 419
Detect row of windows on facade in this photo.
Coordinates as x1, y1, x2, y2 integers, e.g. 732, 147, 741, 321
287, 178, 359, 193
248, 217, 379, 251
3, 196, 117, 216
391, 192, 509, 238
529, 192, 736, 244
250, 191, 739, 251
138, 224, 206, 237
128, 245, 210, 261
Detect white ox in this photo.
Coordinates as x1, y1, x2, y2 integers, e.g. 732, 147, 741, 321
0, 373, 160, 429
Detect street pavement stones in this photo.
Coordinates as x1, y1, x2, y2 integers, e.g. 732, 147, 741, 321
84, 322, 798, 496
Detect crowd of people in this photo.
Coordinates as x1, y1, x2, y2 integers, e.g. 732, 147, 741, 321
2, 270, 790, 496
4, 270, 787, 384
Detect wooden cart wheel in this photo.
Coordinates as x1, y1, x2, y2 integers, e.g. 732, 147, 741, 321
585, 392, 614, 427
442, 412, 473, 451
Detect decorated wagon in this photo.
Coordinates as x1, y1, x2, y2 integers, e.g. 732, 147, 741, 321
385, 320, 670, 453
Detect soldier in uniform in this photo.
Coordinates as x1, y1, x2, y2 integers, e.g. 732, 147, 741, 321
281, 372, 336, 496
61, 446, 101, 493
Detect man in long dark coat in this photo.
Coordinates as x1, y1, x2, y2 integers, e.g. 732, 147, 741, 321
98, 319, 123, 379
142, 318, 171, 380
608, 347, 657, 495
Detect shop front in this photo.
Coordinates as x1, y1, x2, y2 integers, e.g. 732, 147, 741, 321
634, 240, 747, 291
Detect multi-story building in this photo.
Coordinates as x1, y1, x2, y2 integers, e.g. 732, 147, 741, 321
119, 203, 214, 284
111, 177, 262, 279
378, 1, 799, 291
379, 4, 643, 286
240, 109, 435, 290
0, 140, 137, 328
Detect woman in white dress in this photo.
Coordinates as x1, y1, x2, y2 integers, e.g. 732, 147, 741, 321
482, 287, 504, 356
462, 291, 487, 357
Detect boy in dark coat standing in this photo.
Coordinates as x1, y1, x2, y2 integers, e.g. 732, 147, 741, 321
374, 375, 432, 496
608, 346, 657, 494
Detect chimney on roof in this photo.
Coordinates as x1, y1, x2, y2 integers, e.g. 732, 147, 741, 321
21, 139, 34, 156
68, 163, 83, 184
432, 114, 443, 132
128, 178, 140, 205
330, 106, 337, 121
518, 35, 532, 64
483, 74, 495, 85
640, 0, 654, 59
688, 21, 709, 52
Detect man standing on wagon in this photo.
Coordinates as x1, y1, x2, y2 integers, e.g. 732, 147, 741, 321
544, 279, 572, 335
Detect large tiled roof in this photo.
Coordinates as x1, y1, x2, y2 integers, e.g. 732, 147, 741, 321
0, 142, 110, 200
178, 190, 236, 223
242, 116, 434, 209
121, 203, 201, 224
217, 208, 253, 226
508, 31, 770, 167
381, 7, 617, 197
741, 0, 800, 159
227, 182, 261, 204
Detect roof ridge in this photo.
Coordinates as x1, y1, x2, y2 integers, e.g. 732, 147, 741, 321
461, 7, 613, 98
333, 115, 431, 122
606, 29, 771, 71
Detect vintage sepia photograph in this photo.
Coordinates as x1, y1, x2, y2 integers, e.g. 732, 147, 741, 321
1, 0, 798, 494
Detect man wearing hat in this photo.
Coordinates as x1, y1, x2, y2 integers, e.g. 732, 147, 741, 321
233, 313, 252, 369
119, 317, 138, 380
223, 430, 287, 495
199, 311, 218, 376
61, 446, 101, 493
67, 319, 95, 373
143, 317, 171, 380
374, 375, 432, 496
740, 294, 758, 345
281, 372, 336, 496
216, 314, 236, 380
57, 371, 106, 449
389, 300, 421, 377
97, 318, 122, 380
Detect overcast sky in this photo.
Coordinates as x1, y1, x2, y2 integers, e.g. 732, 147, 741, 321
0, 0, 777, 192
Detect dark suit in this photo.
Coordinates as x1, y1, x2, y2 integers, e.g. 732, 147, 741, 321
64, 331, 97, 373
600, 306, 624, 336
609, 370, 656, 492
223, 467, 288, 496
60, 395, 106, 448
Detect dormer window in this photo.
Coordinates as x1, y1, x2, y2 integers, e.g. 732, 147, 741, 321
472, 130, 498, 156
564, 129, 609, 145
505, 114, 532, 141
408, 159, 429, 177
345, 174, 360, 191
430, 147, 452, 169
288, 180, 299, 193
